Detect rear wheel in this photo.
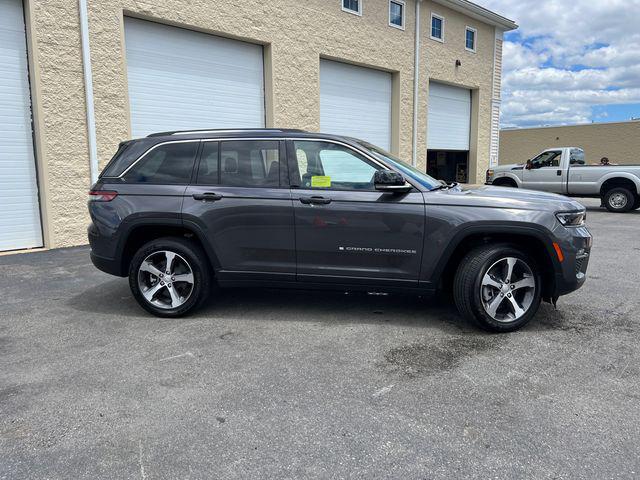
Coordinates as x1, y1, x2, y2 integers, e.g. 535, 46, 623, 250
453, 244, 542, 332
603, 187, 634, 213
129, 237, 211, 317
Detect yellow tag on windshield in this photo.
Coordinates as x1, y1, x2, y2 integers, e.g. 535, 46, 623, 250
311, 176, 331, 188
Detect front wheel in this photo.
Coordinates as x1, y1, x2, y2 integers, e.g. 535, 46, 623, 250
453, 245, 542, 332
603, 187, 634, 213
129, 237, 212, 317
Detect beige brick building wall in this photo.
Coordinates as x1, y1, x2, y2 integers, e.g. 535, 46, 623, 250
500, 121, 640, 166
21, 0, 513, 248
419, 1, 499, 182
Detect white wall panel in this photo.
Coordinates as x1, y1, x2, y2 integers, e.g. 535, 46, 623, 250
124, 18, 265, 138
320, 60, 392, 151
0, 0, 42, 251
427, 82, 471, 151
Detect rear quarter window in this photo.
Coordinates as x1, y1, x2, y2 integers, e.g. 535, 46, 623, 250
570, 149, 585, 165
123, 141, 199, 184
100, 140, 156, 177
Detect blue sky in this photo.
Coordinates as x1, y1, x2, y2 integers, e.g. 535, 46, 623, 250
478, 0, 640, 128
592, 103, 640, 123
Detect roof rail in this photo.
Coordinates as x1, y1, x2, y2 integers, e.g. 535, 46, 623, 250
147, 128, 307, 137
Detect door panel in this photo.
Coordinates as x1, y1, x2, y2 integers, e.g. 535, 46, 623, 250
183, 186, 295, 279
292, 190, 425, 284
522, 150, 564, 193
182, 140, 295, 281
288, 139, 425, 285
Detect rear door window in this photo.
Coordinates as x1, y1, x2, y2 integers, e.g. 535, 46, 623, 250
123, 141, 199, 184
218, 140, 281, 187
196, 141, 219, 185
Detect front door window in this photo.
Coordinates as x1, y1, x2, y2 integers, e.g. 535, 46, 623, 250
292, 141, 379, 191
529, 151, 562, 169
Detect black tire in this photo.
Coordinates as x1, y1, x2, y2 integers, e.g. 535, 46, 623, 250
129, 237, 212, 317
453, 244, 542, 333
603, 187, 634, 213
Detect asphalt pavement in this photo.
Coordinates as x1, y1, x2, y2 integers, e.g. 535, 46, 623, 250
1, 198, 639, 479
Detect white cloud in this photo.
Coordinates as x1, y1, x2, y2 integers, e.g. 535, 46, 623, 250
477, 0, 640, 127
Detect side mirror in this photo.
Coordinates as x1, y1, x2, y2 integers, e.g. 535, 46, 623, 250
374, 170, 412, 193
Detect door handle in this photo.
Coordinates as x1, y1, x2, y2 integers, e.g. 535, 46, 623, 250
299, 195, 332, 205
192, 192, 223, 201
557, 170, 562, 176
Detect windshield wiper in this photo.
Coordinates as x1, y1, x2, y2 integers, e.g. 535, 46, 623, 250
430, 181, 458, 191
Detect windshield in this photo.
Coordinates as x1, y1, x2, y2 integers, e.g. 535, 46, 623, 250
356, 141, 440, 190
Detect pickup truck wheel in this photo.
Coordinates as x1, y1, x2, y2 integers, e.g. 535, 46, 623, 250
129, 237, 212, 317
603, 187, 634, 213
453, 245, 541, 332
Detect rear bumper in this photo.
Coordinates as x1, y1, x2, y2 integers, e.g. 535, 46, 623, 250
90, 251, 125, 277
88, 223, 126, 277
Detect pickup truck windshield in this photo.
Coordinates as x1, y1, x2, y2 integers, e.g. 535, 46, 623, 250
357, 141, 440, 190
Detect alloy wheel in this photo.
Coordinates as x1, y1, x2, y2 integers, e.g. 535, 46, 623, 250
480, 256, 536, 323
137, 250, 194, 309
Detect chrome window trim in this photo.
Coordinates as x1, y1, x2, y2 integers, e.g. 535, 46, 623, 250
279, 137, 421, 191
117, 139, 201, 178
118, 136, 422, 190
201, 137, 390, 171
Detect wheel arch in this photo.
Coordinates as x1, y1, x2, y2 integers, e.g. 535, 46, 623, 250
118, 219, 220, 276
599, 174, 640, 197
433, 225, 559, 301
491, 172, 522, 187
492, 175, 519, 188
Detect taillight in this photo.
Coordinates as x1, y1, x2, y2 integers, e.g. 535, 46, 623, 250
88, 190, 118, 202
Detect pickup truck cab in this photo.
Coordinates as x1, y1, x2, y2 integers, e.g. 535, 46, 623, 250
486, 147, 640, 212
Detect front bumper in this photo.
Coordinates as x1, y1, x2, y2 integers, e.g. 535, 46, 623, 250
553, 226, 592, 297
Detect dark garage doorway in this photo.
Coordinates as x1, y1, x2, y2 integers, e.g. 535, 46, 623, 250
427, 150, 469, 183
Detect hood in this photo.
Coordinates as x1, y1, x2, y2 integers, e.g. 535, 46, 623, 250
431, 184, 585, 212
491, 163, 524, 172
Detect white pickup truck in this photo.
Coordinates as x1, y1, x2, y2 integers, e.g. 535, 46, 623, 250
486, 147, 640, 212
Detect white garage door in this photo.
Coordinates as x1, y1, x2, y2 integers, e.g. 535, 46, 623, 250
0, 0, 42, 251
124, 18, 265, 138
320, 60, 392, 151
427, 82, 471, 151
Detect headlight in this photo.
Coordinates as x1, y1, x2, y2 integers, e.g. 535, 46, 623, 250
556, 211, 586, 227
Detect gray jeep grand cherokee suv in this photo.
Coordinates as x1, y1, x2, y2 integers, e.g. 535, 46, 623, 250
88, 129, 592, 332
